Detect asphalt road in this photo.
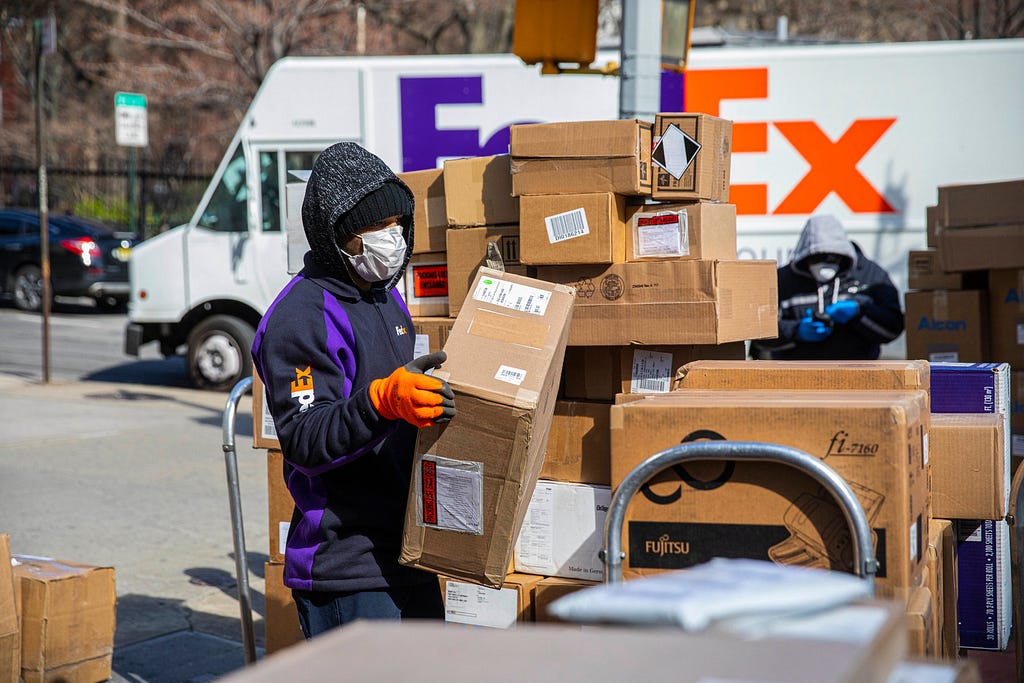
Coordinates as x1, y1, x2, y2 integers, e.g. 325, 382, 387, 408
0, 297, 271, 682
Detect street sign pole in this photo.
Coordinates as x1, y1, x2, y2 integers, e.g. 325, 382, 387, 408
115, 92, 148, 237
34, 18, 51, 384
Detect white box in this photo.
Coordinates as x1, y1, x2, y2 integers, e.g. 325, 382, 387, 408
514, 480, 610, 581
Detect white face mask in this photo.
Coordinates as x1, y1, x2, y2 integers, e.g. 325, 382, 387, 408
343, 224, 407, 282
808, 262, 839, 283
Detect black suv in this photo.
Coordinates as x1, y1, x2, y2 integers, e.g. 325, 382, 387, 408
0, 208, 137, 311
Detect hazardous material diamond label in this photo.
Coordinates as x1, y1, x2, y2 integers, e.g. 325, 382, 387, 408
653, 123, 701, 180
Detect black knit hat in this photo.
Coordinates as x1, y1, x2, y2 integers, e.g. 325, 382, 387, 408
334, 181, 414, 239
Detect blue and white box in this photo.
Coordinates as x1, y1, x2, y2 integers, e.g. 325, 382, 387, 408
931, 362, 1012, 651
954, 519, 1011, 650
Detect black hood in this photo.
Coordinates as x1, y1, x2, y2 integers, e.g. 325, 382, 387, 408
301, 142, 414, 291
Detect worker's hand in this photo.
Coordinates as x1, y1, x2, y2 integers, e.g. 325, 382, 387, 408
825, 300, 860, 324
369, 350, 456, 428
797, 309, 832, 343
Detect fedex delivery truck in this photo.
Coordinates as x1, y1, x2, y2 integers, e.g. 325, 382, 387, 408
125, 39, 1024, 390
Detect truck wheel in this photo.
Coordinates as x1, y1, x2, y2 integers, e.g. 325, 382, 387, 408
13, 265, 44, 312
186, 315, 255, 391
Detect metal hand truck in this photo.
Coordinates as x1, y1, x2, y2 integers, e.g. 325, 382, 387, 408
602, 440, 878, 594
222, 376, 257, 666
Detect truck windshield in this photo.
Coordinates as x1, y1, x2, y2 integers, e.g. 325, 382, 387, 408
198, 145, 248, 232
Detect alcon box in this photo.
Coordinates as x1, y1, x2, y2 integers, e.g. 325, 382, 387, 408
904, 290, 989, 363
609, 389, 930, 598
986, 268, 1024, 369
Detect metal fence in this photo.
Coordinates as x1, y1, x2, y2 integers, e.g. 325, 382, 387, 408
0, 155, 214, 239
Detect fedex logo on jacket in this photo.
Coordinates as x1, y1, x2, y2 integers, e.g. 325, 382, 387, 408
291, 366, 315, 412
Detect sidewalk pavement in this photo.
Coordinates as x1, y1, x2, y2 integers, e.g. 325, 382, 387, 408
0, 374, 269, 682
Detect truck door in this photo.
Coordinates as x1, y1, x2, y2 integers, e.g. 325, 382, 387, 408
244, 147, 321, 306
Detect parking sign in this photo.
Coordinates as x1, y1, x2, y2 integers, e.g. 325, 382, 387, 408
115, 92, 148, 147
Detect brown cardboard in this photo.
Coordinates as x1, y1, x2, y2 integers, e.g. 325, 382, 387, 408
905, 585, 934, 659
445, 225, 524, 318
412, 316, 456, 355
541, 400, 611, 486
509, 119, 653, 196
264, 562, 301, 655
907, 249, 965, 291
927, 519, 958, 658
987, 268, 1024, 369
609, 390, 930, 598
937, 178, 1024, 229
937, 224, 1024, 272
537, 260, 778, 346
926, 205, 939, 248
1012, 371, 1024, 460
13, 556, 115, 683
400, 269, 574, 588
674, 359, 931, 394
211, 605, 907, 683
442, 155, 519, 227
519, 193, 636, 265
627, 201, 737, 262
438, 573, 541, 627
532, 576, 598, 622
930, 414, 1006, 520
0, 535, 18, 683
564, 343, 747, 402
252, 371, 281, 450
652, 113, 733, 202
403, 252, 448, 317
267, 450, 292, 564
397, 168, 448, 253
904, 290, 989, 363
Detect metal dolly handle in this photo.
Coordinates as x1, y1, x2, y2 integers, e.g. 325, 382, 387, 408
603, 441, 878, 596
222, 376, 256, 666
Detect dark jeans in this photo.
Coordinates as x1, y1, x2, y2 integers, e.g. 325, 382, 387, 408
292, 582, 444, 639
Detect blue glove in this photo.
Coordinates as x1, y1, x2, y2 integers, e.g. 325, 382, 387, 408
797, 309, 832, 342
826, 300, 860, 324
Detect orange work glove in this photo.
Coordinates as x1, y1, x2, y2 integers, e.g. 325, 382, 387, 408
369, 350, 456, 428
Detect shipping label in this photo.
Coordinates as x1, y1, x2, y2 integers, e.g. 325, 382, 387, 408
472, 276, 551, 316
418, 456, 483, 535
630, 350, 674, 394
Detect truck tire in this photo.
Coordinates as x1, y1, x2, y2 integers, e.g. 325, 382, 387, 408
186, 315, 255, 391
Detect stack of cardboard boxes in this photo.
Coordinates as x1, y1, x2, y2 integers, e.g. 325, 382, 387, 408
414, 114, 780, 627
0, 533, 117, 683
905, 178, 1024, 466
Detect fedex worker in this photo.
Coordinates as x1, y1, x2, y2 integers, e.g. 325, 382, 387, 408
751, 215, 904, 360
252, 142, 455, 637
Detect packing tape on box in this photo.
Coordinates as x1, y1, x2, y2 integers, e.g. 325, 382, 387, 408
931, 290, 949, 320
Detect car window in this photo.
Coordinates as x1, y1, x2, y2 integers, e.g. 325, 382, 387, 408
0, 217, 22, 237
259, 151, 281, 232
198, 144, 248, 232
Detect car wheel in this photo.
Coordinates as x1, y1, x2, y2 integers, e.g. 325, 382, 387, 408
13, 265, 44, 312
186, 315, 255, 391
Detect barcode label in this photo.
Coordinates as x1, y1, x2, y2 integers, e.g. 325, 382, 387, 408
495, 365, 527, 385
472, 277, 551, 316
544, 208, 590, 244
929, 351, 959, 363
630, 350, 674, 394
